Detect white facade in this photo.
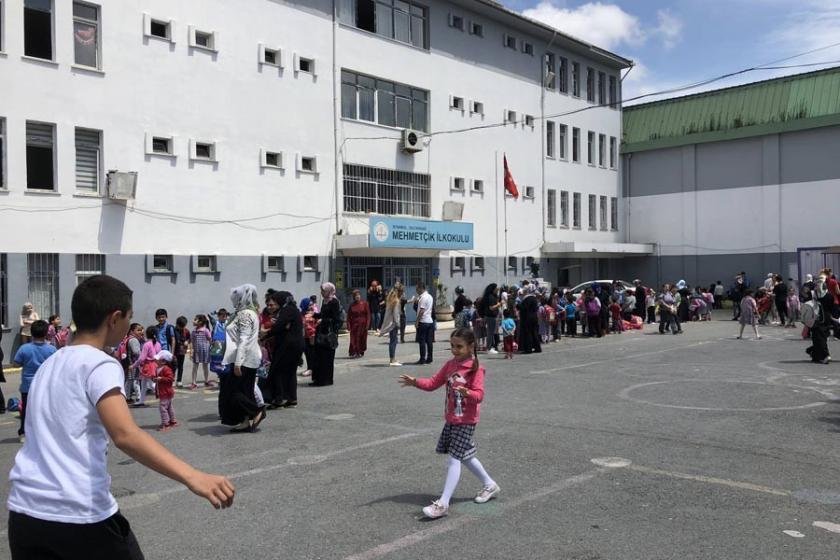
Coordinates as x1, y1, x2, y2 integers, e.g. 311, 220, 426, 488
0, 0, 629, 347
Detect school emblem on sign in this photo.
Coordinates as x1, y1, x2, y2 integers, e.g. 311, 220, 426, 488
373, 221, 389, 243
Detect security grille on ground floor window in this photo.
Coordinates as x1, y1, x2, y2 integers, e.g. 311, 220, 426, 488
76, 253, 105, 284
28, 253, 59, 318
343, 163, 430, 218
0, 254, 7, 327
345, 257, 430, 292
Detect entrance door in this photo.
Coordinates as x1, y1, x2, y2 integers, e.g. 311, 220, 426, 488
366, 267, 384, 297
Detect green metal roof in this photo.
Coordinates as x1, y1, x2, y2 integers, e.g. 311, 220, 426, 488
622, 66, 840, 153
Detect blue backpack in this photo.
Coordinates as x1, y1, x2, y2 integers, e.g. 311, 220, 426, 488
7, 397, 20, 412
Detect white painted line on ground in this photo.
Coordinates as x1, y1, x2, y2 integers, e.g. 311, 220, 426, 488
342, 468, 605, 560
783, 530, 805, 538
813, 521, 840, 535
625, 464, 790, 497
530, 340, 712, 375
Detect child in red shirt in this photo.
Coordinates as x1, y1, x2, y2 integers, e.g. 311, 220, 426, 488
399, 328, 499, 520
154, 351, 177, 431
609, 298, 624, 333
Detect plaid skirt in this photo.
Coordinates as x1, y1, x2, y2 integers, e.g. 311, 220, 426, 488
435, 423, 477, 461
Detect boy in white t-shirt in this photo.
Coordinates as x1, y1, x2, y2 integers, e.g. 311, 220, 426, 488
7, 275, 235, 559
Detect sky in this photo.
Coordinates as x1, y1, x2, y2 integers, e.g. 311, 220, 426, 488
500, 0, 840, 105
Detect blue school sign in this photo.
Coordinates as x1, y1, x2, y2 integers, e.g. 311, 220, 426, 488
369, 217, 473, 250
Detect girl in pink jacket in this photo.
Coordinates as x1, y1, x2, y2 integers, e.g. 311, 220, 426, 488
399, 328, 499, 519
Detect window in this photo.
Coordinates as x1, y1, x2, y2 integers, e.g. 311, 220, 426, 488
265, 256, 284, 272
146, 16, 171, 40
610, 137, 617, 168
522, 41, 533, 55
75, 128, 101, 193
598, 71, 606, 105
451, 177, 464, 191
560, 190, 569, 227
472, 257, 485, 271
471, 179, 484, 193
610, 197, 618, 231
586, 67, 595, 102
26, 122, 55, 191
341, 70, 428, 132
558, 124, 567, 160
469, 21, 483, 36
24, 0, 52, 60
194, 255, 216, 273
75, 253, 104, 284
507, 256, 517, 271
339, 0, 428, 49
450, 96, 464, 110
470, 100, 484, 115
151, 254, 173, 273
302, 256, 318, 271
572, 62, 580, 97
448, 13, 464, 30
599, 196, 607, 230
296, 55, 315, 74
609, 75, 618, 109
572, 127, 580, 163
598, 134, 606, 167
546, 121, 555, 158
452, 256, 465, 271
588, 194, 597, 230
504, 34, 516, 49
573, 192, 581, 228
0, 118, 5, 190
524, 114, 535, 127
505, 110, 517, 124
189, 26, 215, 50
298, 155, 318, 173
261, 149, 283, 169
73, 2, 99, 68
544, 52, 556, 90
587, 131, 595, 165
190, 140, 215, 161
28, 253, 59, 317
148, 135, 173, 156
343, 163, 430, 217
547, 189, 556, 227
524, 186, 535, 199
558, 57, 568, 93
259, 45, 282, 67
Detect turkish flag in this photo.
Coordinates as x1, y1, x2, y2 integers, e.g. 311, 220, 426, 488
503, 155, 519, 199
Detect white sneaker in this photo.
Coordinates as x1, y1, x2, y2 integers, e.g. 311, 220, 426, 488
422, 500, 449, 519
475, 483, 500, 503
18, 435, 25, 444
389, 361, 402, 367
488, 348, 498, 354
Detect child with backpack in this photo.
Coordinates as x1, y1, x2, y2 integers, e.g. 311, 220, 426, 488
501, 310, 516, 359
153, 351, 177, 431
12, 320, 56, 443
564, 294, 577, 337
155, 308, 176, 353
131, 326, 161, 408
7, 275, 234, 559
537, 297, 552, 343
173, 316, 190, 388
116, 323, 144, 403
584, 289, 602, 338
454, 299, 474, 331
46, 315, 62, 347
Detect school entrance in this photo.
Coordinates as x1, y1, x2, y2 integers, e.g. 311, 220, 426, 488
343, 257, 433, 295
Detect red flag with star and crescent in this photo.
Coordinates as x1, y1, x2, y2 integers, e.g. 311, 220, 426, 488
503, 155, 519, 199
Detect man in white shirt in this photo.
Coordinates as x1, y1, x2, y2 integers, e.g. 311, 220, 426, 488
414, 282, 435, 365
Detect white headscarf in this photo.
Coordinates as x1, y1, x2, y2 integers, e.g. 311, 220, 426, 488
230, 284, 260, 314
321, 282, 337, 301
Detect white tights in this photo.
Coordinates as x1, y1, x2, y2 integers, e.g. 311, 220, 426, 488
439, 455, 495, 507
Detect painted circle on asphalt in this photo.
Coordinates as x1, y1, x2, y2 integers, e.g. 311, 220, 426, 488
590, 457, 632, 468
791, 489, 840, 505
618, 380, 828, 412
325, 413, 355, 421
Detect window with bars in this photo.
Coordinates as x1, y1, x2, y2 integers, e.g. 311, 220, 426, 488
28, 253, 59, 318
599, 196, 608, 231
75, 253, 104, 284
0, 253, 7, 328
26, 121, 55, 190
73, 2, 99, 68
75, 128, 101, 193
338, 0, 428, 50
341, 70, 428, 131
560, 190, 569, 227
547, 189, 556, 227
588, 194, 597, 230
573, 192, 581, 229
610, 197, 618, 231
343, 163, 430, 218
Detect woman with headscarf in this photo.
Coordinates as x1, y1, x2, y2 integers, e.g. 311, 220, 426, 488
347, 289, 371, 358
311, 282, 342, 386
219, 284, 266, 432
19, 303, 39, 344
517, 285, 542, 353
264, 291, 304, 408
806, 273, 833, 363
379, 282, 405, 366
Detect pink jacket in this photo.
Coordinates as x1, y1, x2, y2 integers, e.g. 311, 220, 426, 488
132, 340, 161, 371
414, 358, 485, 425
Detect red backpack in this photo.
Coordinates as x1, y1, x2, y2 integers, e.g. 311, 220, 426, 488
115, 335, 132, 366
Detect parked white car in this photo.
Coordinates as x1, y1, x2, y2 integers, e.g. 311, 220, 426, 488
568, 280, 634, 300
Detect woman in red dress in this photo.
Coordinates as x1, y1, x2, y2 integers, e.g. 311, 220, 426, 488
347, 289, 371, 358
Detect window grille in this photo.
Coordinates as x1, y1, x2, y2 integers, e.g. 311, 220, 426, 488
343, 163, 430, 218
28, 253, 59, 318
76, 253, 105, 284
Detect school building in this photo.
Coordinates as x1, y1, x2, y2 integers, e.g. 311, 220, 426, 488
615, 66, 840, 289
0, 0, 644, 357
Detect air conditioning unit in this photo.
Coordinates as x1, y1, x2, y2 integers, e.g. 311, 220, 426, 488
107, 171, 138, 201
401, 129, 424, 153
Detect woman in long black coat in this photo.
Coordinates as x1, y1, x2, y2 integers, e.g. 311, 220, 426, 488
311, 282, 342, 387
265, 291, 304, 408
517, 288, 542, 354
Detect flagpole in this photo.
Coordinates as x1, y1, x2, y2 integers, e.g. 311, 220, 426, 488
495, 151, 500, 284
504, 177, 508, 282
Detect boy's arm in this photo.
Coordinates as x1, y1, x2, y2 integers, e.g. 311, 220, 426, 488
97, 390, 234, 508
